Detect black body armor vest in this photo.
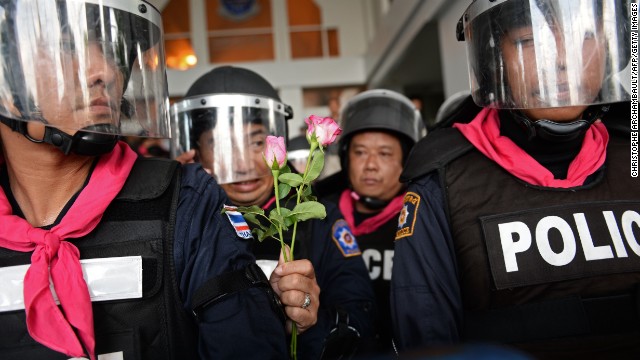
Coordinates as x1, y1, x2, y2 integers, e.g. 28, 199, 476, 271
0, 158, 198, 360
404, 127, 640, 357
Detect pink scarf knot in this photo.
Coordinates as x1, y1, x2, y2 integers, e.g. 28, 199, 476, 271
0, 141, 137, 359
339, 190, 405, 236
453, 108, 609, 188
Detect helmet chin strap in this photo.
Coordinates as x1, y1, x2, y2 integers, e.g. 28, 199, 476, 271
0, 115, 119, 156
350, 190, 390, 211
510, 105, 610, 143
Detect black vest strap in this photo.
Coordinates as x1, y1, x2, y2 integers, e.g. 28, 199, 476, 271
191, 262, 285, 323
400, 128, 473, 182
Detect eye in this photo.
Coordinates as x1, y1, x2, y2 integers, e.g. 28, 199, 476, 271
250, 137, 265, 149
353, 149, 365, 156
514, 35, 534, 47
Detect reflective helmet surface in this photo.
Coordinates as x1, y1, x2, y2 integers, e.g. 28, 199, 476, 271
457, 0, 630, 109
338, 89, 425, 161
170, 66, 290, 185
0, 0, 170, 137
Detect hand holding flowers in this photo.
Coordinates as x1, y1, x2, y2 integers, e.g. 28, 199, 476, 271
224, 115, 341, 359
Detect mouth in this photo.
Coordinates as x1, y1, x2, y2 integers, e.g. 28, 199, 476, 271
555, 83, 571, 101
88, 97, 117, 115
531, 83, 572, 106
361, 178, 379, 186
228, 178, 261, 192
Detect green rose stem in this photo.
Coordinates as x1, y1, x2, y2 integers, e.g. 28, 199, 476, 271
271, 168, 289, 263
271, 167, 298, 359
289, 141, 318, 257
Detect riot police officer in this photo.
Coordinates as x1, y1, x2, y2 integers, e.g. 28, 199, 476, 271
171, 66, 376, 359
315, 89, 425, 354
0, 1, 287, 358
391, 0, 638, 357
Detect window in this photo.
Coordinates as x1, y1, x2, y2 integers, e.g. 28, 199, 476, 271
287, 0, 339, 59
163, 0, 197, 69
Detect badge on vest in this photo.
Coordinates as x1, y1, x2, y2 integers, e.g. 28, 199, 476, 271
396, 192, 421, 240
481, 201, 640, 290
332, 219, 361, 257
224, 205, 253, 239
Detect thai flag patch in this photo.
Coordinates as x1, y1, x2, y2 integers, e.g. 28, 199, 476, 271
332, 219, 361, 257
224, 205, 253, 239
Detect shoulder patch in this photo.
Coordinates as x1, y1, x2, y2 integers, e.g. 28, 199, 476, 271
332, 219, 361, 257
223, 205, 253, 239
396, 192, 421, 240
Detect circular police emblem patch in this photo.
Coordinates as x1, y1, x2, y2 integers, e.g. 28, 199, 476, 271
332, 219, 361, 257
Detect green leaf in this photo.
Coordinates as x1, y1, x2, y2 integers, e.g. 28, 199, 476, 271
302, 194, 317, 202
279, 173, 303, 187
304, 150, 324, 183
234, 205, 265, 216
278, 183, 291, 200
253, 228, 266, 242
290, 201, 326, 221
242, 212, 262, 227
264, 224, 279, 240
279, 208, 294, 228
268, 209, 289, 231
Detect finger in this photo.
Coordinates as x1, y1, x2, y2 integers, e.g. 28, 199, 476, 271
279, 289, 309, 308
284, 297, 319, 333
275, 272, 316, 293
274, 259, 315, 279
175, 149, 196, 164
278, 245, 292, 264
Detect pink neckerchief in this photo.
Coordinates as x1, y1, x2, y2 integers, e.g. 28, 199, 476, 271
262, 196, 277, 210
0, 141, 137, 359
453, 107, 609, 188
339, 190, 405, 236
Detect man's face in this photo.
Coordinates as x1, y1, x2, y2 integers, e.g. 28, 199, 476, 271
501, 24, 605, 122
348, 131, 404, 205
33, 41, 125, 136
198, 122, 274, 207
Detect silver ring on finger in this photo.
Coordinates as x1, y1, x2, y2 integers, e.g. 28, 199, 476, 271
301, 293, 311, 309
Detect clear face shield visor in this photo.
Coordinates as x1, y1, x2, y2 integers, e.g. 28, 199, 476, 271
458, 0, 631, 109
170, 94, 288, 185
0, 0, 169, 137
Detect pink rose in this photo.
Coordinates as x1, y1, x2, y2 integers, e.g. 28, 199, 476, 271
305, 115, 342, 146
264, 135, 287, 169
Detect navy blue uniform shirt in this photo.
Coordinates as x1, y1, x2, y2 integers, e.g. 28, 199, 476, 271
173, 164, 288, 358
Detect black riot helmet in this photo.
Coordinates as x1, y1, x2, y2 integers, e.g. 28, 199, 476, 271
170, 66, 293, 185
337, 89, 424, 210
0, 0, 170, 156
338, 89, 425, 169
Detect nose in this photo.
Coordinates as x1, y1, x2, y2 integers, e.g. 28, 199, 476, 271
364, 154, 379, 171
86, 44, 118, 88
554, 33, 567, 71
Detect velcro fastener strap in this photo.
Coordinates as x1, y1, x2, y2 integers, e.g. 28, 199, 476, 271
191, 263, 275, 319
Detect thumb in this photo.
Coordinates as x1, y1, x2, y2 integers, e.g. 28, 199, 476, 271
279, 244, 292, 263
275, 245, 292, 275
